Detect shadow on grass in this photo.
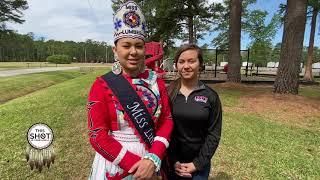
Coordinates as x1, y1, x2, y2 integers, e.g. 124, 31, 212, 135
210, 172, 233, 180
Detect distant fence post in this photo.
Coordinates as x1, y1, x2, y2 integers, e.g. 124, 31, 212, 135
245, 48, 250, 77
215, 49, 218, 78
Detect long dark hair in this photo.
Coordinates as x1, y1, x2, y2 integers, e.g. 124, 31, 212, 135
167, 44, 204, 103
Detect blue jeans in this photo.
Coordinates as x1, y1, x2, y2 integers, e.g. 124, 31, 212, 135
192, 163, 211, 180
168, 164, 211, 180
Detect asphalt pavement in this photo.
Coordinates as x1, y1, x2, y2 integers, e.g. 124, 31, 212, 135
0, 67, 80, 77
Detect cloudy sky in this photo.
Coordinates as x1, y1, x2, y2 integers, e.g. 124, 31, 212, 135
8, 0, 115, 44
8, 0, 318, 48
6, 0, 228, 46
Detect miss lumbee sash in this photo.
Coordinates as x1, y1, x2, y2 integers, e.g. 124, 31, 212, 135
102, 72, 155, 148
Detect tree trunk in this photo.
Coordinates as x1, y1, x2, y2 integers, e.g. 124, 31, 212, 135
228, 0, 242, 82
304, 7, 318, 82
194, 17, 197, 44
273, 0, 307, 94
188, 15, 194, 44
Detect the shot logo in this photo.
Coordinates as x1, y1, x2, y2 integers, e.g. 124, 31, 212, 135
27, 123, 53, 150
26, 123, 55, 172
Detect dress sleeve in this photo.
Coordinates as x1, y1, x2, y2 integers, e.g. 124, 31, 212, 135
148, 78, 174, 160
193, 90, 222, 171
87, 78, 141, 172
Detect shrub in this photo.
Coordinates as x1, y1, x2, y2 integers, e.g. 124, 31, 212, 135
46, 55, 71, 64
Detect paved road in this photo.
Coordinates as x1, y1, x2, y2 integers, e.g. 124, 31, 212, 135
0, 67, 80, 77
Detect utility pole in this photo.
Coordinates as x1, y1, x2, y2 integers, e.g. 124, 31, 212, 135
105, 46, 108, 63
84, 48, 87, 63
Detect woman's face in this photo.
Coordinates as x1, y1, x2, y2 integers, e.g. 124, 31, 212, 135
113, 38, 145, 75
176, 49, 200, 81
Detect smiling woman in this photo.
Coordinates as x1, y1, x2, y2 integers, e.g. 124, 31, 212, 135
167, 44, 222, 180
113, 38, 145, 77
86, 1, 173, 180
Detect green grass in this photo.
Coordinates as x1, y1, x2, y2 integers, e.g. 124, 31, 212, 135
0, 68, 109, 179
0, 71, 319, 179
0, 62, 110, 70
211, 112, 320, 179
0, 70, 86, 104
299, 85, 320, 98
211, 87, 248, 107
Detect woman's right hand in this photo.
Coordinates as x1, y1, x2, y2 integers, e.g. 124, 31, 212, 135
129, 159, 155, 180
174, 161, 192, 178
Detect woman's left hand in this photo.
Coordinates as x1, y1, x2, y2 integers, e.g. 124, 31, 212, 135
129, 159, 155, 180
180, 162, 197, 174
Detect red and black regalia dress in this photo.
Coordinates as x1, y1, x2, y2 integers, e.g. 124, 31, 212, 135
87, 70, 173, 180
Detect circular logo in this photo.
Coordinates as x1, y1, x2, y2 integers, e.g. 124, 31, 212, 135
27, 123, 54, 150
123, 11, 141, 28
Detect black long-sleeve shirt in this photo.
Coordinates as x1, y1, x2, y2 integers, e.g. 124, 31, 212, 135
169, 81, 222, 171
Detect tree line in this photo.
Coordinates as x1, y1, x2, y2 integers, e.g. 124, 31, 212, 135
1, 0, 319, 94
0, 32, 113, 63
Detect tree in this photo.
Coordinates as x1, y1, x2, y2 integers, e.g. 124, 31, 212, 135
304, 0, 320, 81
244, 10, 281, 66
112, 0, 216, 46
250, 41, 273, 66
180, 0, 215, 44
211, 1, 231, 49
179, 15, 212, 44
244, 10, 281, 43
0, 0, 28, 31
211, 0, 256, 49
271, 43, 282, 62
0, 30, 112, 62
228, 0, 242, 82
274, 0, 308, 94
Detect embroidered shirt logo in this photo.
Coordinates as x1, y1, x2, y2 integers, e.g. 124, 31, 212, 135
194, 96, 208, 103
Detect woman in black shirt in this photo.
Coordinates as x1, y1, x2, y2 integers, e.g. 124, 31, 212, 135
167, 44, 222, 180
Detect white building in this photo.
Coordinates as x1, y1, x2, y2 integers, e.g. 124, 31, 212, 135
312, 62, 320, 69
220, 62, 228, 67
267, 62, 276, 68
242, 62, 253, 67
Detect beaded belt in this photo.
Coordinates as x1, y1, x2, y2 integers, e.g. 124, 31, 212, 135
111, 131, 140, 142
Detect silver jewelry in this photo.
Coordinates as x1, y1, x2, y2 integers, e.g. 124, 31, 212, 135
112, 59, 122, 75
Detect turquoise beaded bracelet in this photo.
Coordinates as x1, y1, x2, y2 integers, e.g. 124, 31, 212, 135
143, 153, 161, 172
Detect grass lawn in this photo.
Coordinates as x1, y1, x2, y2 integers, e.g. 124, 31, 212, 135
0, 68, 109, 179
0, 70, 88, 104
300, 85, 320, 98
0, 71, 319, 179
210, 83, 320, 179
0, 62, 111, 70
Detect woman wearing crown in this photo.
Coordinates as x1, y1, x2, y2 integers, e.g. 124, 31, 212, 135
87, 1, 173, 180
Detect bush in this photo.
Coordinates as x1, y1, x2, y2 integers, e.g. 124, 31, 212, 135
46, 55, 71, 64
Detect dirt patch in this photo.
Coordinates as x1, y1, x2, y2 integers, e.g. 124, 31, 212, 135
209, 83, 320, 131
240, 93, 320, 129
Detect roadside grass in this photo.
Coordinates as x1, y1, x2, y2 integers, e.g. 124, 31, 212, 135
0, 69, 108, 179
0, 72, 319, 179
0, 70, 86, 104
0, 62, 111, 70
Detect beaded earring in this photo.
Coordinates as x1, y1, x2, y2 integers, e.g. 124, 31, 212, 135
112, 54, 122, 75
